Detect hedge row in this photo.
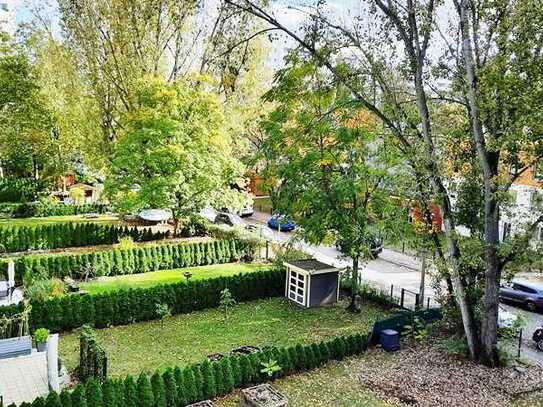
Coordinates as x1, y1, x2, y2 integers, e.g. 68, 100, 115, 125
1, 268, 283, 333
0, 202, 108, 218
0, 223, 168, 253
1, 239, 256, 282
14, 331, 369, 407
0, 178, 47, 203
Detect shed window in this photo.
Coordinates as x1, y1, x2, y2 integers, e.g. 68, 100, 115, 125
288, 271, 306, 306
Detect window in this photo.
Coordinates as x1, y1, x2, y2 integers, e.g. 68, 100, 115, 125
502, 222, 512, 241
512, 284, 536, 294
288, 270, 306, 306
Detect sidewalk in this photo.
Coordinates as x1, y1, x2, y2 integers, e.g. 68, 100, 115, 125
380, 248, 422, 272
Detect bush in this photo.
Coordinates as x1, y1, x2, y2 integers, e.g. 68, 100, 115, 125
0, 202, 108, 218
0, 178, 47, 203
79, 326, 107, 382
26, 331, 370, 407
2, 239, 257, 283
0, 222, 168, 253
0, 268, 283, 333
33, 327, 50, 343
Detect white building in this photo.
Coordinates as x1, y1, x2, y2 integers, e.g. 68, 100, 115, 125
449, 162, 543, 245
0, 0, 16, 37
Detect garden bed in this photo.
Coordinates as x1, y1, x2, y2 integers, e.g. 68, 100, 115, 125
80, 262, 271, 294
59, 297, 388, 377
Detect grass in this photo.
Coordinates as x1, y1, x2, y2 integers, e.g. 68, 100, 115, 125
0, 214, 120, 227
80, 263, 272, 294
216, 353, 398, 407
59, 298, 388, 377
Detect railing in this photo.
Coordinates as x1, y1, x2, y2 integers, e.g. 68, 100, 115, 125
361, 278, 438, 311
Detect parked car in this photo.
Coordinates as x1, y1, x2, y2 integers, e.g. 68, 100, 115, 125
199, 207, 218, 223
239, 205, 254, 218
336, 236, 383, 259
499, 280, 543, 311
215, 212, 245, 227
267, 215, 296, 232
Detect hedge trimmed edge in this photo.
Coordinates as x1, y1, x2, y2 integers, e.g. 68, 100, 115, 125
0, 268, 283, 333
1, 239, 257, 283
0, 223, 168, 253
12, 330, 369, 407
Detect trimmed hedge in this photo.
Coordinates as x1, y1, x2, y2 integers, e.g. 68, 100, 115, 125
0, 202, 109, 218
1, 239, 256, 282
15, 331, 369, 407
0, 178, 47, 203
0, 223, 168, 253
0, 268, 283, 333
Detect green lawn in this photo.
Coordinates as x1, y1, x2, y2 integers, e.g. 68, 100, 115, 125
0, 214, 120, 227
217, 355, 397, 407
80, 263, 271, 294
59, 298, 388, 377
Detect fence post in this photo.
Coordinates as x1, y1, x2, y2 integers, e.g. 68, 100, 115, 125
400, 288, 405, 309
390, 284, 394, 302
415, 293, 420, 309
265, 241, 269, 260
427, 297, 430, 309
518, 328, 523, 359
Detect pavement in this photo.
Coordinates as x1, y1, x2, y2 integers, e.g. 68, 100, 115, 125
0, 351, 49, 405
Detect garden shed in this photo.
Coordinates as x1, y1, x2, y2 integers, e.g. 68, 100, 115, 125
283, 259, 341, 308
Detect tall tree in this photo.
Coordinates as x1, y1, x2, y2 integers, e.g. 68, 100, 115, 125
106, 75, 248, 233
261, 59, 402, 309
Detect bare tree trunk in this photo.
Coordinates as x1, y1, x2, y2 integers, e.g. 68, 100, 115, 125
457, 0, 501, 366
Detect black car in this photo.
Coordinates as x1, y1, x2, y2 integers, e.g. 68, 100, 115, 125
336, 236, 383, 259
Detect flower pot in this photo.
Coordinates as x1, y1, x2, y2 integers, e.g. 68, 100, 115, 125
37, 341, 47, 352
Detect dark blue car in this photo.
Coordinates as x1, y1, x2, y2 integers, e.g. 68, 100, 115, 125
267, 215, 296, 232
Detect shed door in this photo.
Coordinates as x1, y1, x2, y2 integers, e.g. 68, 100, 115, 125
288, 270, 307, 306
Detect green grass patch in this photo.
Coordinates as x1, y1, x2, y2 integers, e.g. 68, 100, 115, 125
59, 298, 388, 377
80, 263, 271, 294
216, 354, 397, 407
0, 214, 120, 227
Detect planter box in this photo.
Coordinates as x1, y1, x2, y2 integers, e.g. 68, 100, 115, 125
241, 384, 288, 407
186, 401, 216, 407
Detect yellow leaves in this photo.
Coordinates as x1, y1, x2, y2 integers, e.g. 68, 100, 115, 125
344, 109, 379, 132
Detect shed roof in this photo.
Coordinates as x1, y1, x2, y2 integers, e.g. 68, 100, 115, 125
284, 259, 339, 274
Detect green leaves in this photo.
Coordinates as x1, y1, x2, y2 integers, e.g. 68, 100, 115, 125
107, 77, 247, 227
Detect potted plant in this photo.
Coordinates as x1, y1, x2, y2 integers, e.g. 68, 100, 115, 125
33, 328, 50, 352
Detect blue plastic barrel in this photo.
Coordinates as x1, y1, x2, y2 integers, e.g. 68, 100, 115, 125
380, 329, 400, 352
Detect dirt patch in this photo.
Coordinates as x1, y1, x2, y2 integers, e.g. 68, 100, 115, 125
359, 344, 543, 406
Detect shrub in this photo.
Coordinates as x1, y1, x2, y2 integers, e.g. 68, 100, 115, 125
0, 222, 168, 253
33, 327, 50, 344
24, 331, 371, 407
0, 269, 283, 334
2, 239, 257, 283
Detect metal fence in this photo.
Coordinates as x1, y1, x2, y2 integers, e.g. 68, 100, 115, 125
360, 278, 438, 311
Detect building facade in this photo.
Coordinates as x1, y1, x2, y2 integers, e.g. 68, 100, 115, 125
0, 1, 16, 37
